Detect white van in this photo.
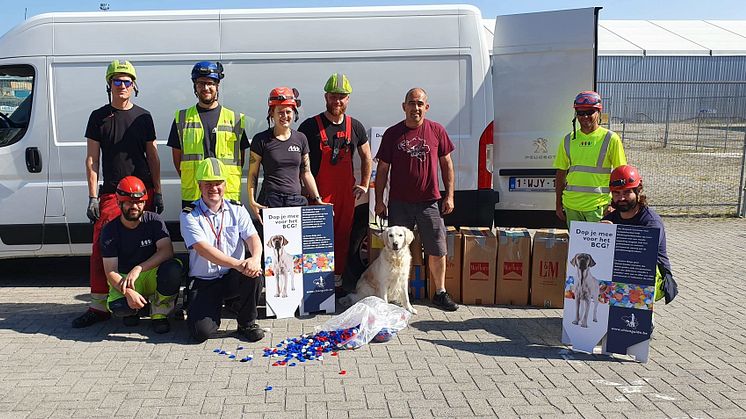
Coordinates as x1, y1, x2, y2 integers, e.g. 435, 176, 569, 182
0, 5, 598, 259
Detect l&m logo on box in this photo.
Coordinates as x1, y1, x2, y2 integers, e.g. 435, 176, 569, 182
503, 261, 523, 278
538, 260, 559, 278
469, 262, 490, 280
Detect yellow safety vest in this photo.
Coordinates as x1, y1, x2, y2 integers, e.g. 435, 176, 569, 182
175, 106, 245, 201
560, 127, 625, 211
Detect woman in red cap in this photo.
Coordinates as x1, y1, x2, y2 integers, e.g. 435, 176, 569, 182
246, 87, 328, 220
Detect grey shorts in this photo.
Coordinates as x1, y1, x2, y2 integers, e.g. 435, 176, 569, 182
388, 199, 447, 257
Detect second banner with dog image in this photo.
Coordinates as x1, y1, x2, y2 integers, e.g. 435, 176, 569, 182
263, 206, 336, 318
562, 221, 659, 362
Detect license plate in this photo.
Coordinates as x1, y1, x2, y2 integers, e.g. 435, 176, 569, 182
509, 177, 555, 192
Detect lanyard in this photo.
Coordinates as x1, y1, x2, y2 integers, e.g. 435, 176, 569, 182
199, 201, 225, 248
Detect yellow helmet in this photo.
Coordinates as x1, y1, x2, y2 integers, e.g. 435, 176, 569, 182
323, 73, 352, 94
195, 158, 227, 182
105, 59, 137, 82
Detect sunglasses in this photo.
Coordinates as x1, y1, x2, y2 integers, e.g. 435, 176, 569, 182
576, 110, 597, 117
116, 189, 146, 199
111, 79, 133, 88
610, 177, 636, 187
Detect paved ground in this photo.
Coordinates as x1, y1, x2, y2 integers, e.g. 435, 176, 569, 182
0, 218, 745, 418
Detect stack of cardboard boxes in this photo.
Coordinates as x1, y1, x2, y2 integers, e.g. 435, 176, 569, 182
366, 223, 569, 307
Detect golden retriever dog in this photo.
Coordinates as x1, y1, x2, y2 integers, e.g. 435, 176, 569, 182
340, 226, 417, 314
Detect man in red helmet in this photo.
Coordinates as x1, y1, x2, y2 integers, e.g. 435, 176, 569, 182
75, 60, 162, 328
100, 176, 182, 333
554, 91, 626, 227
602, 165, 678, 304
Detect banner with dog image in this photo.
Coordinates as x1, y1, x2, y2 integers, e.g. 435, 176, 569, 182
263, 207, 305, 319
299, 206, 335, 315
561, 221, 658, 362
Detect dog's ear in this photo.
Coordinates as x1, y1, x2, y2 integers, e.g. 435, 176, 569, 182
405, 228, 414, 246
281, 235, 288, 246
266, 236, 274, 247
570, 254, 578, 267
588, 254, 596, 267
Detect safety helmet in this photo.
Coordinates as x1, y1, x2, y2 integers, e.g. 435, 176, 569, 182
191, 61, 224, 82
573, 90, 602, 111
268, 87, 301, 108
116, 176, 148, 202
324, 73, 352, 94
609, 165, 642, 191
195, 157, 227, 182
105, 60, 137, 82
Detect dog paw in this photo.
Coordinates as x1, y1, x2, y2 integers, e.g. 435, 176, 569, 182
581, 324, 588, 328
274, 293, 280, 297
572, 320, 579, 325
593, 319, 598, 322
408, 307, 418, 315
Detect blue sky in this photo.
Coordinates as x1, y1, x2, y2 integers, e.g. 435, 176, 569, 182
1, 0, 744, 38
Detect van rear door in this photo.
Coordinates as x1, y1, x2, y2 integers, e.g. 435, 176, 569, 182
0, 59, 48, 253
492, 8, 599, 224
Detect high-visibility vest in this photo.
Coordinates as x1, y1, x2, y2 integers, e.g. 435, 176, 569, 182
175, 106, 245, 201
561, 127, 622, 211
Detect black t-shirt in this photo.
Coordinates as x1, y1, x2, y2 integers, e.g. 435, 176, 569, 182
100, 211, 170, 273
85, 104, 156, 194
249, 128, 309, 195
166, 104, 250, 155
298, 113, 369, 177
602, 205, 672, 274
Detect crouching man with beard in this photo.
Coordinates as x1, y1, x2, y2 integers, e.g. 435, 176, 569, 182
601, 165, 678, 305
101, 176, 183, 333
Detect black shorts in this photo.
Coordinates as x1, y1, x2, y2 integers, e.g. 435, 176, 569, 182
388, 199, 447, 257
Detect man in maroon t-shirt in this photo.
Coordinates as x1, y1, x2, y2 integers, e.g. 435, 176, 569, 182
374, 87, 457, 311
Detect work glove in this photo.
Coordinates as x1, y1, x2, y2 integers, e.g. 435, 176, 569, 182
154, 192, 164, 214
86, 197, 100, 223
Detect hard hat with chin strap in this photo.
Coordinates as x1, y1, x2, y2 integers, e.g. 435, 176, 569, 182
106, 59, 137, 82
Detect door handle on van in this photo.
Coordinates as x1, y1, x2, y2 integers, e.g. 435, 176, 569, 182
25, 147, 42, 173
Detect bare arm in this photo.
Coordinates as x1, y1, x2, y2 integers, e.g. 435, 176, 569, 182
439, 153, 455, 215
145, 140, 161, 193
171, 147, 182, 176
300, 153, 327, 204
85, 139, 100, 197
374, 160, 390, 217
191, 240, 244, 270
354, 143, 373, 199
239, 233, 263, 278
246, 151, 266, 220
103, 256, 148, 309
555, 169, 567, 221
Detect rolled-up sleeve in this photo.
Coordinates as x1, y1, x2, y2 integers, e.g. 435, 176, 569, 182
236, 206, 257, 241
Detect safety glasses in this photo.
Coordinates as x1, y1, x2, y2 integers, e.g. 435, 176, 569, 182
111, 79, 133, 88
576, 109, 597, 117
610, 177, 636, 187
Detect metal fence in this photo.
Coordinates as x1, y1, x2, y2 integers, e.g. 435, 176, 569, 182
599, 95, 746, 217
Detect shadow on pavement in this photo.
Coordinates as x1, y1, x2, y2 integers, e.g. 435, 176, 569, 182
411, 317, 621, 362
0, 256, 89, 286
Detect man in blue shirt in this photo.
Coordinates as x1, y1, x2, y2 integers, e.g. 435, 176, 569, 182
602, 165, 678, 304
180, 158, 264, 342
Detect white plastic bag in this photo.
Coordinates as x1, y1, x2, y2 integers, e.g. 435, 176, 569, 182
315, 296, 412, 348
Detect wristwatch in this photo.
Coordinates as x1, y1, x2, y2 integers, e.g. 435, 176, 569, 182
313, 196, 322, 203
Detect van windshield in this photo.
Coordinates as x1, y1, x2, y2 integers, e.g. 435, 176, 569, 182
0, 65, 35, 147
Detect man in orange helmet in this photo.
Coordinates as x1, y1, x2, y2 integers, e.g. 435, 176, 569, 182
601, 165, 677, 304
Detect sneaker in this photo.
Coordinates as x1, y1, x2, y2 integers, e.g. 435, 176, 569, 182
122, 315, 140, 327
237, 323, 265, 342
71, 310, 111, 328
433, 291, 458, 312
152, 318, 170, 334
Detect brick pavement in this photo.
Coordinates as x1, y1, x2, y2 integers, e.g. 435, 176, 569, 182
0, 218, 744, 418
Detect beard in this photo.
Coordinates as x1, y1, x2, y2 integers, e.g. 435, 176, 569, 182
326, 103, 346, 117
611, 197, 637, 212
122, 207, 143, 221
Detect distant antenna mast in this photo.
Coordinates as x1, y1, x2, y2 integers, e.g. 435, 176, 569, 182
100, 3, 110, 11
24, 8, 28, 19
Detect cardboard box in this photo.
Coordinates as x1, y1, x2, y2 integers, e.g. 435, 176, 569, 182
409, 264, 427, 300
428, 226, 462, 302
530, 229, 570, 308
461, 227, 497, 305
496, 228, 531, 306
367, 223, 385, 264
410, 228, 424, 265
